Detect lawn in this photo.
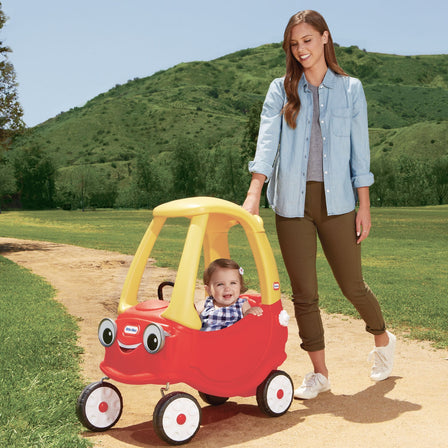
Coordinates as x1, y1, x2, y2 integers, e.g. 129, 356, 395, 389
0, 257, 90, 448
1, 205, 446, 446
1, 205, 447, 347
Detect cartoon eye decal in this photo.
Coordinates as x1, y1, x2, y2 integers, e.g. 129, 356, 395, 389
143, 323, 165, 354
98, 318, 117, 347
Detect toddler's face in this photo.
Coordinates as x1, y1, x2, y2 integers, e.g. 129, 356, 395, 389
205, 267, 241, 308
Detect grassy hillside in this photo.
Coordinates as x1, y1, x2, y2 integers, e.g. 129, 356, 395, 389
370, 121, 447, 161
5, 44, 447, 210
12, 44, 448, 168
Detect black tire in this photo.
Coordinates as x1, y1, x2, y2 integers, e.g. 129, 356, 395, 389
198, 391, 229, 406
153, 392, 202, 445
256, 370, 293, 417
76, 381, 123, 431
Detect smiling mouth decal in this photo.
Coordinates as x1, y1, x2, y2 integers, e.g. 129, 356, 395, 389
118, 340, 141, 353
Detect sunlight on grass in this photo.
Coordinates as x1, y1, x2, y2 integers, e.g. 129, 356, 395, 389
0, 257, 90, 448
1, 205, 447, 348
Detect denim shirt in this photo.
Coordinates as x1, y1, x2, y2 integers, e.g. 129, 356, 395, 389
249, 69, 374, 218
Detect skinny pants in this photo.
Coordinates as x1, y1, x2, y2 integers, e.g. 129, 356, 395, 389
275, 182, 386, 352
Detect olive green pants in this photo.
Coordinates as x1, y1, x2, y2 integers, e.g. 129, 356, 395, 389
276, 182, 386, 352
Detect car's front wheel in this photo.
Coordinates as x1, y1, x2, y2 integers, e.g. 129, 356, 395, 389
153, 392, 202, 445
76, 381, 123, 431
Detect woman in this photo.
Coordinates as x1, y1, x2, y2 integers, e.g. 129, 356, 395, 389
242, 10, 395, 399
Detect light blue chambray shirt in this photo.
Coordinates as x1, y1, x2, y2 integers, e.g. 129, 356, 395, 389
249, 69, 374, 218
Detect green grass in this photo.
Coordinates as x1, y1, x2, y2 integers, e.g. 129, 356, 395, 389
1, 206, 447, 348
0, 206, 446, 446
0, 257, 90, 448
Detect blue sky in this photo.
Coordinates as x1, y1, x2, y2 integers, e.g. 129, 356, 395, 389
2, 0, 447, 127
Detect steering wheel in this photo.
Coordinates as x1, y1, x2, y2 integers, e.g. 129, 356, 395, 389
157, 281, 174, 300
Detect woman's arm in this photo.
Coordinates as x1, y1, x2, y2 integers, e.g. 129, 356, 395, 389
242, 173, 267, 215
244, 78, 285, 215
356, 186, 371, 244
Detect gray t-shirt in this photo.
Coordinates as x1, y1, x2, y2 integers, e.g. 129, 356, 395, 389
306, 84, 324, 182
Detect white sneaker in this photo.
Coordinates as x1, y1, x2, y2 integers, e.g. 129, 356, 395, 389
368, 330, 396, 381
294, 372, 331, 399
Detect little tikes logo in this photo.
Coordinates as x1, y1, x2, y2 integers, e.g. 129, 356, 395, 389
124, 325, 139, 335
273, 282, 280, 290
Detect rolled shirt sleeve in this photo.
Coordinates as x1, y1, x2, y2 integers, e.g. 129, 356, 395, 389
248, 78, 285, 180
349, 79, 374, 189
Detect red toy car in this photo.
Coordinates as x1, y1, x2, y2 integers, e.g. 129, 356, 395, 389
77, 197, 293, 445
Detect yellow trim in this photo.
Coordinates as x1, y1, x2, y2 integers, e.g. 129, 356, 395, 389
117, 197, 281, 326
118, 216, 166, 314
161, 214, 208, 329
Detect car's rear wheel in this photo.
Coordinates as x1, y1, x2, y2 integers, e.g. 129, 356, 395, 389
256, 370, 293, 417
198, 391, 229, 406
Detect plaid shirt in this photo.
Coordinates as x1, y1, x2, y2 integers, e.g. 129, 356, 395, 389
200, 296, 247, 332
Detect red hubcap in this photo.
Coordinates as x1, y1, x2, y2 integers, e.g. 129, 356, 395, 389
277, 389, 284, 399
176, 413, 187, 425
98, 401, 109, 413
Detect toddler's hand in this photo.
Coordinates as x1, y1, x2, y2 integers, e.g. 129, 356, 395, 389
245, 306, 263, 317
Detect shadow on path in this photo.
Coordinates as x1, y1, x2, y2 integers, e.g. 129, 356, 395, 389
296, 376, 421, 423
84, 377, 421, 447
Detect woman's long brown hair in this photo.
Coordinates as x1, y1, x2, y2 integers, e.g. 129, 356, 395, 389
282, 10, 347, 129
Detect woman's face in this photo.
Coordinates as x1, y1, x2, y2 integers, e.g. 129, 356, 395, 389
290, 22, 328, 72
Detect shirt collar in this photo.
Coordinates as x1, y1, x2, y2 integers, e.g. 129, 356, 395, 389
301, 68, 337, 91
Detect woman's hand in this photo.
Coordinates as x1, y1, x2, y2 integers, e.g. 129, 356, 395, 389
356, 206, 371, 244
242, 173, 266, 216
356, 187, 371, 244
242, 193, 260, 215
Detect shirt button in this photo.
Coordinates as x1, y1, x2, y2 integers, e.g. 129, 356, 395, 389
321, 120, 324, 124
323, 154, 327, 158
326, 189, 330, 193
324, 171, 328, 175
320, 104, 324, 107
323, 137, 326, 141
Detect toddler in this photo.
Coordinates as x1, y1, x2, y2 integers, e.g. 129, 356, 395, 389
195, 258, 263, 331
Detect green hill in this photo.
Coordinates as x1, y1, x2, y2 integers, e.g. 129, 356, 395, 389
12, 44, 448, 164
370, 121, 447, 161
6, 43, 448, 209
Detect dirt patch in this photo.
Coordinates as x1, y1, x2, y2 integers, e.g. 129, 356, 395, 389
1, 237, 447, 448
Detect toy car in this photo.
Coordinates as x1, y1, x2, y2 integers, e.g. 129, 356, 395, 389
76, 197, 293, 445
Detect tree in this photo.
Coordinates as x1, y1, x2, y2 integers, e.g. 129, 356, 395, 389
370, 158, 396, 206
240, 101, 262, 164
135, 150, 164, 208
0, 158, 15, 211
0, 4, 25, 149
13, 146, 55, 209
204, 142, 248, 204
240, 101, 269, 207
55, 165, 118, 210
432, 156, 448, 205
172, 140, 204, 199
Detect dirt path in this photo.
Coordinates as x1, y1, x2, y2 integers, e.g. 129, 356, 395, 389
1, 237, 447, 448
